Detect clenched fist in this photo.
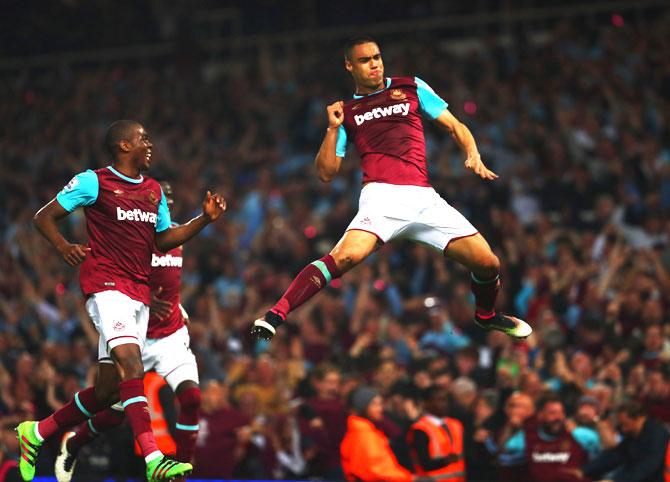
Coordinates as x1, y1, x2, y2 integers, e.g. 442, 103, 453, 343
326, 101, 344, 128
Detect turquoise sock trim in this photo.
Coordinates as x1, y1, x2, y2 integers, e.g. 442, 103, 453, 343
74, 392, 93, 418
87, 419, 99, 434
121, 396, 147, 408
175, 423, 199, 431
311, 260, 332, 284
471, 273, 499, 285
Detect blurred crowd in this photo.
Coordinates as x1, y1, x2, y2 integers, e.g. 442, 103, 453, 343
1, 10, 670, 482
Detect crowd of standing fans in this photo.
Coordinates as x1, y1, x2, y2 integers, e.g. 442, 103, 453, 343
1, 12, 670, 481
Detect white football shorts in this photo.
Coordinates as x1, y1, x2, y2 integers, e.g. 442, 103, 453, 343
85, 290, 149, 363
142, 326, 199, 390
346, 182, 478, 251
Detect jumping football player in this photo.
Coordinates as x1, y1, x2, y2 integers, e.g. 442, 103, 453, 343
251, 36, 531, 342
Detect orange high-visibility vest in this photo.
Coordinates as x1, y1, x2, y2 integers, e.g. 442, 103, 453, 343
408, 415, 466, 482
134, 371, 176, 455
340, 415, 413, 482
664, 441, 670, 482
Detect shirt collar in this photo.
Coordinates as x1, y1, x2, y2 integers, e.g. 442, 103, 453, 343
107, 165, 143, 184
353, 77, 391, 99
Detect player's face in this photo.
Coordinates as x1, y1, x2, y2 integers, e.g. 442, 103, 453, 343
129, 125, 153, 171
346, 42, 384, 91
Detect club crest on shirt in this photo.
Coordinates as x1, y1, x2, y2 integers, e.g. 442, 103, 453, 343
113, 321, 125, 331
148, 190, 158, 205
390, 89, 406, 100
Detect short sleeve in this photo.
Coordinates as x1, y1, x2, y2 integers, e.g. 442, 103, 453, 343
335, 124, 347, 157
155, 188, 172, 232
415, 77, 448, 119
571, 427, 601, 459
56, 170, 99, 212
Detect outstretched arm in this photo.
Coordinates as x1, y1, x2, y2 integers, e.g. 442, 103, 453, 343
434, 109, 498, 181
315, 101, 344, 182
34, 199, 91, 266
155, 191, 226, 252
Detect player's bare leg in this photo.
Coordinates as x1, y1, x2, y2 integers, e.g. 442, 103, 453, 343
55, 376, 200, 482
445, 233, 532, 339
251, 229, 381, 341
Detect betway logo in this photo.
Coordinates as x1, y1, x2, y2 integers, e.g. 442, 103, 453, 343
531, 452, 570, 464
354, 102, 410, 126
116, 206, 157, 225
152, 253, 183, 267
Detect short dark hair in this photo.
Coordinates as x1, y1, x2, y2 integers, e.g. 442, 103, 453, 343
344, 35, 379, 61
421, 384, 448, 403
618, 400, 647, 419
536, 392, 563, 412
312, 363, 339, 381
104, 119, 140, 156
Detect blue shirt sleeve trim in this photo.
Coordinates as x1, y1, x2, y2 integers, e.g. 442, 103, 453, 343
415, 76, 448, 119
155, 187, 172, 232
504, 430, 526, 453
335, 125, 347, 157
571, 427, 601, 458
56, 170, 99, 212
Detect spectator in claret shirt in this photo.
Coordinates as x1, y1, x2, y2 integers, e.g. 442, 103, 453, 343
193, 380, 251, 479
303, 363, 348, 479
640, 367, 670, 427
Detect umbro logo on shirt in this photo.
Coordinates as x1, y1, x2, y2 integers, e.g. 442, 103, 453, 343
354, 102, 410, 126
116, 206, 157, 225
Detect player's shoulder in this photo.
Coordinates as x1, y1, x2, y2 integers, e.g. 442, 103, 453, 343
389, 75, 418, 87
73, 168, 100, 180
63, 169, 98, 191
142, 174, 161, 187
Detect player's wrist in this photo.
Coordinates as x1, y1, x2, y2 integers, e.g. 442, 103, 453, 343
200, 212, 214, 223
55, 240, 70, 254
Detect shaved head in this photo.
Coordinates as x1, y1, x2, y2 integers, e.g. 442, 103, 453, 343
105, 119, 141, 156
344, 35, 379, 61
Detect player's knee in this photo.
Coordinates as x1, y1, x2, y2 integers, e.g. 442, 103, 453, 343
476, 252, 500, 279
113, 349, 144, 380
332, 248, 365, 272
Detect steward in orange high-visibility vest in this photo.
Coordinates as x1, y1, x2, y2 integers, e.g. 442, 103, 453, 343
407, 385, 466, 482
340, 386, 414, 482
408, 415, 465, 481
341, 414, 414, 482
134, 371, 176, 455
